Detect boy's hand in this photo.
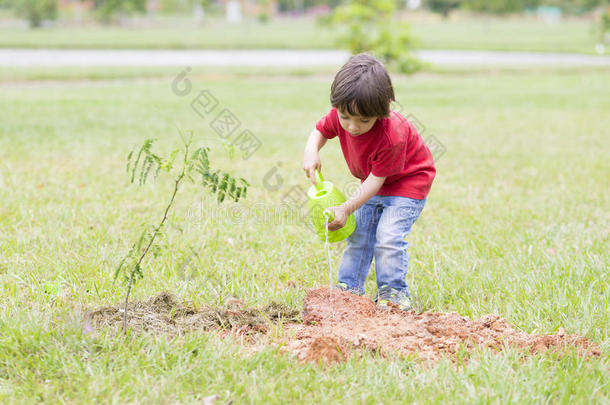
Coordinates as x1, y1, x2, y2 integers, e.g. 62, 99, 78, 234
327, 205, 348, 231
302, 150, 322, 184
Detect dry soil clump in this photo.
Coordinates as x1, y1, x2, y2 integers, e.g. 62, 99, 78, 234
283, 288, 601, 364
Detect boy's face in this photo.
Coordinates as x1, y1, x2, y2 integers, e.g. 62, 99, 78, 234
337, 109, 377, 136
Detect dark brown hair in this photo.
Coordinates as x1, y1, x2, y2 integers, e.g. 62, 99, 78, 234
330, 53, 395, 118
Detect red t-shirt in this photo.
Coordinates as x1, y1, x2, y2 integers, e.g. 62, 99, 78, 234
316, 108, 436, 199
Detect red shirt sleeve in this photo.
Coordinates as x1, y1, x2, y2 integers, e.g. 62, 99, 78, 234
315, 108, 339, 139
371, 140, 407, 178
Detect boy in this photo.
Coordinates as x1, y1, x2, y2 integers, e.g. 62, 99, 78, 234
302, 53, 436, 311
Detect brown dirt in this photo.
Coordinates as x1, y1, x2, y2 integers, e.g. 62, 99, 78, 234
85, 288, 601, 365
282, 288, 601, 364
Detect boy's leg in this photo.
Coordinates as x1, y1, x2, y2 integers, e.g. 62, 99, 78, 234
373, 196, 426, 296
337, 195, 383, 295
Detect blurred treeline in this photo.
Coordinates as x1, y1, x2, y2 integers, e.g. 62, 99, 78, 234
428, 0, 607, 17
0, 0, 608, 28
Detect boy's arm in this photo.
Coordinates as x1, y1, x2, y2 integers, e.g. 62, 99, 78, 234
327, 173, 386, 231
306, 128, 328, 152
303, 128, 328, 184
342, 173, 386, 214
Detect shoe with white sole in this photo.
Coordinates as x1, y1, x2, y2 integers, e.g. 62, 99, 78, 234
376, 285, 412, 311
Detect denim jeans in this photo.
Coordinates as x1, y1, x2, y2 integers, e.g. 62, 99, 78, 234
337, 195, 426, 296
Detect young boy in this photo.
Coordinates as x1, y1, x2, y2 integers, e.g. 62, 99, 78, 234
302, 53, 436, 311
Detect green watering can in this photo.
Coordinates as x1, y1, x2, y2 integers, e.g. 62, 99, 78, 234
307, 170, 356, 243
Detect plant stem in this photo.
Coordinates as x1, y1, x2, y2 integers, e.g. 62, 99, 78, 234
122, 142, 190, 333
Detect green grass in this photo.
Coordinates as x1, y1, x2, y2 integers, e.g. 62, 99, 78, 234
413, 17, 603, 54
0, 65, 338, 82
0, 15, 604, 54
0, 17, 338, 50
0, 66, 608, 403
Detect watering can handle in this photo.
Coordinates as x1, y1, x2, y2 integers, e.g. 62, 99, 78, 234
315, 170, 324, 190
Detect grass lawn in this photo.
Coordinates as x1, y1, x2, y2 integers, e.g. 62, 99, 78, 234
0, 17, 338, 50
413, 18, 603, 54
0, 15, 604, 54
0, 66, 608, 402
0, 65, 339, 82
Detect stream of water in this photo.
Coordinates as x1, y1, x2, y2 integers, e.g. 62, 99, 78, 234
324, 215, 332, 299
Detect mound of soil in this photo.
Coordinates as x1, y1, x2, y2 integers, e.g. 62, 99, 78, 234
282, 288, 601, 364
85, 288, 600, 365
85, 291, 300, 337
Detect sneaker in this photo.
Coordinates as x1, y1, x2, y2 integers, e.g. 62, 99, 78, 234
376, 285, 412, 311
335, 282, 349, 291
335, 282, 364, 296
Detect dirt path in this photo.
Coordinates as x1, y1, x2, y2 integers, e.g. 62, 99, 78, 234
2, 49, 610, 67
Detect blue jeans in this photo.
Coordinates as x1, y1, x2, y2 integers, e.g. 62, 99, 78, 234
338, 195, 426, 296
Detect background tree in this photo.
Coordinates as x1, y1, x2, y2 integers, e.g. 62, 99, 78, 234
426, 0, 462, 18
600, 4, 610, 43
331, 0, 423, 74
92, 0, 147, 23
462, 0, 539, 15
542, 0, 603, 14
11, 0, 57, 28
277, 0, 343, 13
461, 0, 605, 15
